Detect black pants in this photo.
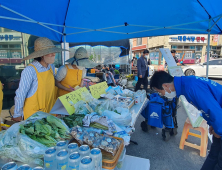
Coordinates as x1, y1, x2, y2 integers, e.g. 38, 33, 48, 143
201, 136, 222, 170
135, 70, 148, 92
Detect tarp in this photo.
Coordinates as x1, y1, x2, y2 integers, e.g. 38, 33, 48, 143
69, 45, 129, 65
0, 0, 222, 43
69, 39, 130, 57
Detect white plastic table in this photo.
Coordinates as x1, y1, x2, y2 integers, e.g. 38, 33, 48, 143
130, 98, 149, 128
103, 155, 150, 170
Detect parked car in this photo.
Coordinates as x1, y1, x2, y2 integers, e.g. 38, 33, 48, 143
182, 59, 222, 78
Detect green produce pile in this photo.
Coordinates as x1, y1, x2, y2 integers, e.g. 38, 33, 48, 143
19, 115, 71, 147
62, 114, 85, 128
90, 122, 108, 130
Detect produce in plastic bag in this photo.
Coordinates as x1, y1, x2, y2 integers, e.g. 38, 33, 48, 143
99, 136, 121, 155
102, 107, 132, 127
70, 127, 121, 155
74, 101, 93, 115
62, 114, 85, 128
81, 92, 101, 111
70, 126, 87, 144
95, 99, 114, 115
0, 112, 70, 166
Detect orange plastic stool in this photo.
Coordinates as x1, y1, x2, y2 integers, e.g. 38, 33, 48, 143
179, 118, 208, 157
91, 69, 96, 73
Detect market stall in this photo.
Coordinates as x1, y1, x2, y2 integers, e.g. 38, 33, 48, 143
0, 83, 149, 170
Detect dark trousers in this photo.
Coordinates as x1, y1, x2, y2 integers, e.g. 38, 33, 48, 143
201, 136, 222, 170
135, 70, 148, 92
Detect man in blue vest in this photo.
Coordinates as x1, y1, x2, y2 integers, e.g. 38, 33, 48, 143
150, 71, 222, 170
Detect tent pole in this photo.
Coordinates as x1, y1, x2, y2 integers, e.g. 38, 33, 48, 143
63, 27, 66, 65
130, 39, 132, 74
206, 21, 211, 79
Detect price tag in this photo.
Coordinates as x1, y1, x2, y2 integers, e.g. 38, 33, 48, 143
89, 82, 108, 99
58, 87, 89, 115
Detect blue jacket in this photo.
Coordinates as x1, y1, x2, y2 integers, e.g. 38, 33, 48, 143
174, 76, 222, 137
137, 56, 148, 78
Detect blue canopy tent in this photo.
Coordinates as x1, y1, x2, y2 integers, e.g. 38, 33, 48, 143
0, 0, 222, 77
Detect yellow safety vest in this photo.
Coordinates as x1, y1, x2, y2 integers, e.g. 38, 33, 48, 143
58, 65, 82, 97
23, 64, 56, 120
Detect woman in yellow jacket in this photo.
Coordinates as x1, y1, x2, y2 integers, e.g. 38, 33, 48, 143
12, 37, 66, 121
55, 47, 97, 97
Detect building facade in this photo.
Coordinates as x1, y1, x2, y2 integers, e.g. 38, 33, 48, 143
0, 27, 62, 109
132, 34, 222, 65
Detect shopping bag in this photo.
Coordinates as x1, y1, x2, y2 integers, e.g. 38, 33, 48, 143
148, 102, 163, 128
162, 105, 174, 128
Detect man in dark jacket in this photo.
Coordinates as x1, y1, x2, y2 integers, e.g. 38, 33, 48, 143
135, 49, 149, 92
150, 71, 222, 170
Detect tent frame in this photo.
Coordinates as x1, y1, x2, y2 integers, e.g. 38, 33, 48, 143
1, 4, 222, 77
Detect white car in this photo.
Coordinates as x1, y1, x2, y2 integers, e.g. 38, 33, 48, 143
182, 59, 222, 78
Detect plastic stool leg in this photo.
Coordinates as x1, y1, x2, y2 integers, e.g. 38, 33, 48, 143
179, 123, 189, 150
200, 127, 207, 157
185, 129, 189, 140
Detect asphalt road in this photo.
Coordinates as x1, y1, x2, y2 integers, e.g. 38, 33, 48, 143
126, 78, 222, 170
211, 78, 222, 85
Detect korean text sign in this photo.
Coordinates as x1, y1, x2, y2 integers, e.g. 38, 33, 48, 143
89, 82, 108, 99
59, 87, 89, 115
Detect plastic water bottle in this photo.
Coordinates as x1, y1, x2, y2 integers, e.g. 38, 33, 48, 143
44, 147, 57, 170
56, 149, 69, 170
67, 143, 78, 155
90, 148, 102, 170
68, 152, 81, 170
56, 141, 67, 153
79, 145, 90, 159
79, 156, 95, 170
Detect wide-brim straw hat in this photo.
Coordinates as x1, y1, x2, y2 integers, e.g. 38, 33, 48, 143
22, 37, 67, 61
66, 47, 98, 68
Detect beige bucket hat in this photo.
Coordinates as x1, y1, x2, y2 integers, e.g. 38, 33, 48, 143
22, 37, 67, 61
66, 47, 98, 68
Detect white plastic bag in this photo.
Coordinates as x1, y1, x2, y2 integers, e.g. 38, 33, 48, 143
102, 107, 132, 127
0, 111, 69, 166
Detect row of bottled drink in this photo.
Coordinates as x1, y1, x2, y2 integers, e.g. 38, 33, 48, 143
1, 162, 43, 170
44, 141, 102, 170
1, 141, 102, 170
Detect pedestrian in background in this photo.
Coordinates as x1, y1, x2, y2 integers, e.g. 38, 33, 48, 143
135, 49, 149, 92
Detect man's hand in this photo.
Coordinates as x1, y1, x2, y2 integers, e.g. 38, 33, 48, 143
139, 75, 142, 78
11, 116, 22, 122
212, 130, 221, 139
209, 126, 214, 135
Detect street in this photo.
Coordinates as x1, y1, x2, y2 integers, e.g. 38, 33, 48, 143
126, 78, 222, 170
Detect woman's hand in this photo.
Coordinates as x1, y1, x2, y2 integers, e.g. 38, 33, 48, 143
11, 116, 22, 122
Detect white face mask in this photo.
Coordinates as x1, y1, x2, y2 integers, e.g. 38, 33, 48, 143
164, 87, 176, 99
145, 55, 149, 59
43, 55, 55, 64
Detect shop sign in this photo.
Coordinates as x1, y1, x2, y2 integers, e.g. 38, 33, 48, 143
0, 34, 22, 42
169, 35, 207, 43
0, 35, 14, 41
212, 35, 219, 46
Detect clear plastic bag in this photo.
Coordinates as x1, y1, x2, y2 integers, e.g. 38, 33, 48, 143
95, 99, 115, 115
81, 92, 101, 111
102, 108, 132, 127
0, 111, 69, 166
74, 101, 92, 115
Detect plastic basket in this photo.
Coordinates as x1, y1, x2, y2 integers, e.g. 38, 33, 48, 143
115, 147, 126, 170
70, 136, 124, 169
